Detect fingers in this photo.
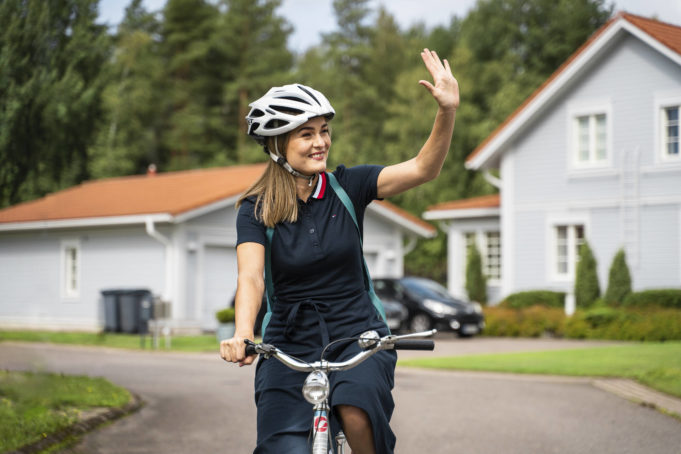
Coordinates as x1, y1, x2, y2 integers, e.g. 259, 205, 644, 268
418, 79, 435, 94
220, 336, 254, 366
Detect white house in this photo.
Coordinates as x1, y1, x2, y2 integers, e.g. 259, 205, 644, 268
0, 164, 435, 332
424, 13, 681, 305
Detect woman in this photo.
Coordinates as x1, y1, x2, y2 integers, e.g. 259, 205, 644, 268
220, 49, 459, 454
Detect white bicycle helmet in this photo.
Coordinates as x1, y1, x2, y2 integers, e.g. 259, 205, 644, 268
246, 83, 335, 144
246, 84, 335, 184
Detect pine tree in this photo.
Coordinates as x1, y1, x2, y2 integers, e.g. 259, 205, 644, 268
89, 0, 166, 178
575, 241, 600, 308
465, 243, 487, 303
0, 0, 111, 207
604, 248, 632, 306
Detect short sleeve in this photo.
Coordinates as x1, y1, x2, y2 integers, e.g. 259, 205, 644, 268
332, 164, 384, 211
236, 197, 266, 247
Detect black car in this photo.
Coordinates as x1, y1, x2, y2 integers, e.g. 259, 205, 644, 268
373, 277, 485, 336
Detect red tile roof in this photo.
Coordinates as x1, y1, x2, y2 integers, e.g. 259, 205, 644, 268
0, 164, 268, 224
427, 194, 500, 212
0, 165, 435, 235
374, 200, 436, 235
466, 12, 681, 166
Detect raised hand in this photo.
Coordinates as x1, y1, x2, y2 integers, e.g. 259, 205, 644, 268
418, 48, 459, 112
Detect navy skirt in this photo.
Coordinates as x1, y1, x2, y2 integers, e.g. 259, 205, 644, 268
253, 291, 397, 453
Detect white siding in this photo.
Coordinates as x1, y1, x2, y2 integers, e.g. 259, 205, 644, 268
507, 33, 681, 293
0, 226, 165, 330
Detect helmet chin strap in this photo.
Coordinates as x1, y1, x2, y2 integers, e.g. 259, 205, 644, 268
266, 141, 316, 187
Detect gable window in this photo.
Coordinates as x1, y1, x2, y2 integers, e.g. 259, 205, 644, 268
574, 113, 607, 166
662, 106, 679, 159
61, 241, 80, 298
554, 225, 584, 278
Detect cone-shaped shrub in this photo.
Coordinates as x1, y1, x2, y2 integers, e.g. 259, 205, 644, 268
575, 241, 600, 308
604, 248, 632, 306
466, 243, 487, 303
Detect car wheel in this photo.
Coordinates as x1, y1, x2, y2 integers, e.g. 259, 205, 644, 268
409, 313, 432, 333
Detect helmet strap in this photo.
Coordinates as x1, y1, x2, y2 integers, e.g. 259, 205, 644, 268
266, 143, 316, 186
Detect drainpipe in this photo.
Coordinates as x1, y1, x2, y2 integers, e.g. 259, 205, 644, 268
145, 216, 173, 303
483, 170, 502, 189
403, 236, 417, 255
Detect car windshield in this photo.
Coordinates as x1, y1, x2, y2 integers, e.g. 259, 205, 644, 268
400, 277, 454, 301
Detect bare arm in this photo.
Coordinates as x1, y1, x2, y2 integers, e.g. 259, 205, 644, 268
219, 242, 265, 367
377, 49, 459, 199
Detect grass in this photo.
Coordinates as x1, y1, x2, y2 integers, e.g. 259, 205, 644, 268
0, 370, 131, 453
399, 342, 681, 398
0, 329, 221, 352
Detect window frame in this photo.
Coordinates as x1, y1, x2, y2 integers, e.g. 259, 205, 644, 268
548, 223, 586, 282
463, 230, 502, 285
567, 102, 613, 170
60, 239, 81, 300
656, 96, 681, 163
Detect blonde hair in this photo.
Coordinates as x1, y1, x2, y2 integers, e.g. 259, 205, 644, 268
236, 134, 300, 228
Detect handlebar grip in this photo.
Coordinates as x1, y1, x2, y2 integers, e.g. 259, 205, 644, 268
244, 339, 258, 356
394, 340, 435, 351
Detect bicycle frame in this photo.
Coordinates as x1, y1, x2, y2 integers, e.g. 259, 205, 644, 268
245, 329, 436, 453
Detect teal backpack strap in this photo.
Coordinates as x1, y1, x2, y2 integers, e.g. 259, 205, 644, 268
261, 227, 275, 336
325, 172, 389, 329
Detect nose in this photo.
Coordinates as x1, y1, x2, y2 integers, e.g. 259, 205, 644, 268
313, 132, 327, 148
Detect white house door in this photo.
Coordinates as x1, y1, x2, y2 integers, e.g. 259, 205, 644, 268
201, 245, 238, 330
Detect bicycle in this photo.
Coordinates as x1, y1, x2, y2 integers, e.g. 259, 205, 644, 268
245, 329, 437, 453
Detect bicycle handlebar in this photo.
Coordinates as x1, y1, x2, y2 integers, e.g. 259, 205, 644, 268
244, 329, 436, 373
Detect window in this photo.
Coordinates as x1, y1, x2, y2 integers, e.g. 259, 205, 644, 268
463, 231, 502, 282
662, 106, 679, 159
574, 113, 608, 166
62, 241, 80, 298
485, 231, 501, 281
554, 225, 584, 278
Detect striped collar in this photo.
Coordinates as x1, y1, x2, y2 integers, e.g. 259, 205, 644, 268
311, 172, 327, 199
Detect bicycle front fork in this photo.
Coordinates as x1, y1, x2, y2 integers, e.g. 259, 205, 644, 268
311, 403, 348, 454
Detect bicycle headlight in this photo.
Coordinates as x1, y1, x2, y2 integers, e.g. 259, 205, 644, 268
302, 370, 329, 405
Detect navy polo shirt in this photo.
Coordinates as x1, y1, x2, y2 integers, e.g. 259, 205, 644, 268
236, 164, 383, 303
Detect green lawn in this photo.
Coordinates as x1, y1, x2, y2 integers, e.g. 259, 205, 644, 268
399, 342, 681, 398
0, 329, 221, 352
0, 370, 131, 453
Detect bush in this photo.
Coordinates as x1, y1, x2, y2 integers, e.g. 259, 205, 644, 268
623, 289, 681, 309
502, 290, 566, 309
575, 241, 600, 308
563, 307, 681, 341
465, 243, 487, 303
215, 308, 235, 323
482, 306, 565, 338
603, 249, 632, 306
484, 305, 681, 341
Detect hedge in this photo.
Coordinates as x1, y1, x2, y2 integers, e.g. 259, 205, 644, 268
482, 305, 681, 341
500, 290, 565, 309
622, 289, 681, 309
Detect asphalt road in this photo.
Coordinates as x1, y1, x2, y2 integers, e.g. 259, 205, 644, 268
2, 338, 680, 454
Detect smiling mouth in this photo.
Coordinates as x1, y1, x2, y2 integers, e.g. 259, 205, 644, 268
309, 152, 326, 160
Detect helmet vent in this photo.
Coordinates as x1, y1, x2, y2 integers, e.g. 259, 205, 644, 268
271, 105, 304, 115
265, 119, 289, 130
297, 85, 321, 106
250, 109, 265, 118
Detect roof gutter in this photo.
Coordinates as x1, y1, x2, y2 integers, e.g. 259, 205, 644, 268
145, 216, 174, 303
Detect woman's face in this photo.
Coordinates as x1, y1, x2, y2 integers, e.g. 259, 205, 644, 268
285, 116, 331, 176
